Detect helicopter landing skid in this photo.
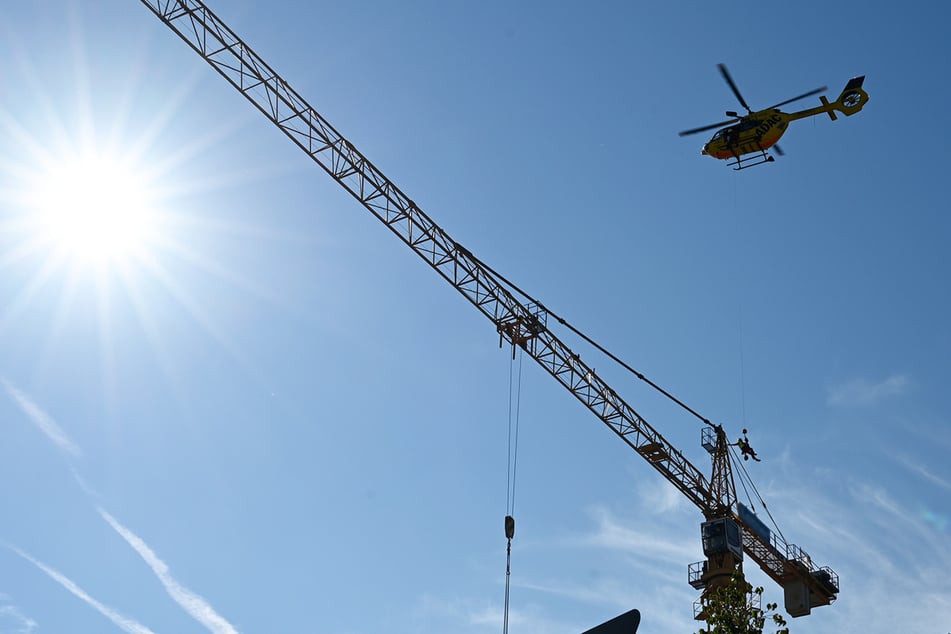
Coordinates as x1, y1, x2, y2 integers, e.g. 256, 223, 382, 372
728, 149, 775, 171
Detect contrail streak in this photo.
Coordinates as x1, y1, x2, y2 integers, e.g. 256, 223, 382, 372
99, 509, 239, 634
9, 546, 155, 634
2, 378, 81, 457
0, 594, 38, 634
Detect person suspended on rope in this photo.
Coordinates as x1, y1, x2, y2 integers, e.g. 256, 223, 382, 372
736, 428, 761, 462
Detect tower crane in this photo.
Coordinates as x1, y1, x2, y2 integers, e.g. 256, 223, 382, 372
139, 0, 840, 620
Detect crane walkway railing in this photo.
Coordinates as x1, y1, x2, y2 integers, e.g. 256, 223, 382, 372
736, 514, 839, 607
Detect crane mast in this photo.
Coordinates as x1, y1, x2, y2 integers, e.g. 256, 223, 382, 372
139, 0, 839, 619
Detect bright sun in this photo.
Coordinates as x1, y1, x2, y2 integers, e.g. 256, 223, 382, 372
31, 152, 157, 264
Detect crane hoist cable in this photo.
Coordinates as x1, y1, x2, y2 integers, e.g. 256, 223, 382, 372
506, 350, 524, 517
730, 444, 756, 509
503, 514, 515, 634
729, 444, 788, 546
502, 350, 523, 634
464, 248, 715, 429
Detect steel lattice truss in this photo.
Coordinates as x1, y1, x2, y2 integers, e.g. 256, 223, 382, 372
138, 0, 712, 512
139, 0, 838, 613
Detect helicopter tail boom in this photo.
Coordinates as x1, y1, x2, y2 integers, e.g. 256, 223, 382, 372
820, 95, 837, 120
788, 75, 868, 123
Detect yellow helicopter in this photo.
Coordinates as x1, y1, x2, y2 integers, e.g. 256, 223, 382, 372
680, 64, 869, 170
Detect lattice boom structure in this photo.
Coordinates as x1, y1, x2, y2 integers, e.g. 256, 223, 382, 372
139, 0, 838, 618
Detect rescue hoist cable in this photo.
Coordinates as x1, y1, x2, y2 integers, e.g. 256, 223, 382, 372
731, 178, 750, 434
738, 309, 748, 429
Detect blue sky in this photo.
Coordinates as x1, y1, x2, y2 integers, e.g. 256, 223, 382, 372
1, 1, 949, 633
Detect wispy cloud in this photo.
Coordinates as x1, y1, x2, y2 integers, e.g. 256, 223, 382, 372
412, 483, 701, 634
575, 482, 699, 566
9, 546, 155, 634
0, 594, 38, 634
2, 378, 81, 457
826, 374, 909, 407
3, 383, 235, 632
582, 506, 698, 565
415, 592, 597, 634
98, 509, 238, 634
756, 464, 951, 634
896, 454, 951, 492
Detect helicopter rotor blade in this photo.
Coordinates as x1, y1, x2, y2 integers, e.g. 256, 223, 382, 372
766, 86, 827, 110
679, 119, 739, 137
718, 63, 751, 113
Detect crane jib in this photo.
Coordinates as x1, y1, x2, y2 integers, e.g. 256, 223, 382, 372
138, 0, 838, 618
136, 0, 710, 506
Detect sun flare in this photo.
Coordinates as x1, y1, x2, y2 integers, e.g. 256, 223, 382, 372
30, 151, 157, 264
